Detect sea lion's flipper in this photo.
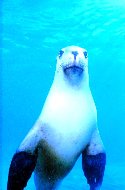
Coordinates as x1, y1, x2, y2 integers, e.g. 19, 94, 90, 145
7, 122, 41, 190
82, 129, 106, 190
7, 151, 38, 190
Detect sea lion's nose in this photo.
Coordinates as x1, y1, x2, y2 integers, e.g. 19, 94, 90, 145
72, 51, 78, 60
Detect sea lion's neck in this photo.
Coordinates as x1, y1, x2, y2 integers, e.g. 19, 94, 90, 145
40, 70, 93, 122
52, 71, 90, 93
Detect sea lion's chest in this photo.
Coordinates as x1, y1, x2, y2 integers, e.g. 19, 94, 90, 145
39, 89, 97, 160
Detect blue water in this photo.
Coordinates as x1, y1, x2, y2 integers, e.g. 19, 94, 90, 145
1, 0, 125, 189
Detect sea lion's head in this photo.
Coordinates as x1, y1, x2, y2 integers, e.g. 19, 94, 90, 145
55, 46, 89, 86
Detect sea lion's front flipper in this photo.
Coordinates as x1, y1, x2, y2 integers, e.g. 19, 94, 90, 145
7, 151, 38, 190
7, 122, 42, 190
82, 129, 106, 190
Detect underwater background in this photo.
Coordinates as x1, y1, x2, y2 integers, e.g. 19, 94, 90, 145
1, 0, 125, 189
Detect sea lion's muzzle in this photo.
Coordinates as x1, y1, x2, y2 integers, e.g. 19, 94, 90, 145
63, 64, 84, 76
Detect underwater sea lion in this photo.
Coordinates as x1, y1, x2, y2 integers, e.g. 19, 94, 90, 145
7, 46, 106, 190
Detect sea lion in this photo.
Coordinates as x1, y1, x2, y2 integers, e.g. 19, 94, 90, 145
7, 46, 106, 190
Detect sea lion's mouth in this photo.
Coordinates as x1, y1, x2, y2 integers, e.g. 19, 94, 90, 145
63, 65, 84, 76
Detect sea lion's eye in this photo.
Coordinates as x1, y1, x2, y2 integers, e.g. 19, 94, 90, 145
59, 50, 64, 58
83, 51, 88, 58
